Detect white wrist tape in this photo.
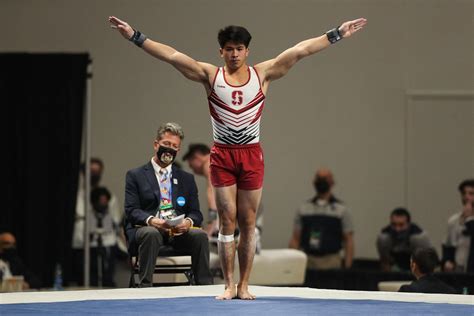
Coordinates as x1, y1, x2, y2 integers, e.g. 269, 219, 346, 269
218, 233, 234, 243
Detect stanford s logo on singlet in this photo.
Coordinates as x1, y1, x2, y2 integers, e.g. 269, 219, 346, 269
231, 90, 243, 106
208, 67, 265, 145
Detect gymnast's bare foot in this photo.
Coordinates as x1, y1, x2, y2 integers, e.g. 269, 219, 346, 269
237, 283, 256, 300
215, 284, 237, 300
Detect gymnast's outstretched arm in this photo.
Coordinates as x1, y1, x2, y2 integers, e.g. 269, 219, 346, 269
255, 18, 367, 83
108, 16, 217, 87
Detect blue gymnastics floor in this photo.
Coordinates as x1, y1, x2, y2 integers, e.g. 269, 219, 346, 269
1, 296, 472, 316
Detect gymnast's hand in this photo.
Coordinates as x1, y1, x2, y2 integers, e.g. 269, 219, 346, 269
338, 18, 368, 38
108, 16, 135, 40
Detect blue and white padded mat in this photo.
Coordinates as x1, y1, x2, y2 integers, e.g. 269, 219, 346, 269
1, 285, 473, 315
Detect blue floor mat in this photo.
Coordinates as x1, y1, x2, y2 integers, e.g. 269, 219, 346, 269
1, 296, 472, 315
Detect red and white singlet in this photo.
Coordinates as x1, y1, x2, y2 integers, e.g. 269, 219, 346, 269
208, 66, 265, 145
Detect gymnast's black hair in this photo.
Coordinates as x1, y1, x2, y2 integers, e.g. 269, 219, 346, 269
218, 25, 252, 48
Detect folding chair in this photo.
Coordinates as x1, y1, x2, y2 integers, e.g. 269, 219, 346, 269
129, 245, 194, 287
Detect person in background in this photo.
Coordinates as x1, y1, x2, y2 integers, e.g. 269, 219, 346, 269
289, 168, 354, 270
399, 247, 457, 294
443, 179, 474, 273
88, 187, 117, 287
69, 158, 124, 286
0, 231, 41, 289
376, 207, 432, 272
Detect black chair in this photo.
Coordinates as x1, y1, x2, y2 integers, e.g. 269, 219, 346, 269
129, 245, 194, 287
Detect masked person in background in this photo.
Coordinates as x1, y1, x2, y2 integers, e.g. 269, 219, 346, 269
376, 207, 432, 272
0, 232, 41, 289
88, 187, 117, 287
289, 168, 354, 270
68, 158, 124, 286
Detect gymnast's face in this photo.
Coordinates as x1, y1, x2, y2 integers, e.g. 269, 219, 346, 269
220, 42, 249, 70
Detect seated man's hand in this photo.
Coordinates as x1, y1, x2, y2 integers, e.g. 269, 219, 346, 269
149, 217, 171, 230
172, 219, 192, 234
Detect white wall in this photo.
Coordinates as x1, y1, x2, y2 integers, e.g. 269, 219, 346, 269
2, 0, 473, 258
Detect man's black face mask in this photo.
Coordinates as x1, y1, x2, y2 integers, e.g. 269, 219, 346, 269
90, 174, 101, 187
314, 178, 330, 194
0, 247, 18, 260
157, 145, 177, 166
93, 203, 108, 215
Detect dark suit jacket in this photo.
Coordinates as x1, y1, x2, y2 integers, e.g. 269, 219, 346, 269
124, 162, 203, 255
0, 252, 41, 289
399, 275, 458, 294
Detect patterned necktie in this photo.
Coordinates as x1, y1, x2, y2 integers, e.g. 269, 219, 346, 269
159, 168, 168, 182
159, 168, 172, 210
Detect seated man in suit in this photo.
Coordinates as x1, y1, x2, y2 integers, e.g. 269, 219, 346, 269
399, 247, 457, 294
124, 122, 213, 287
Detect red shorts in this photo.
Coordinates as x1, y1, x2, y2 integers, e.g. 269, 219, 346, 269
210, 143, 264, 190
